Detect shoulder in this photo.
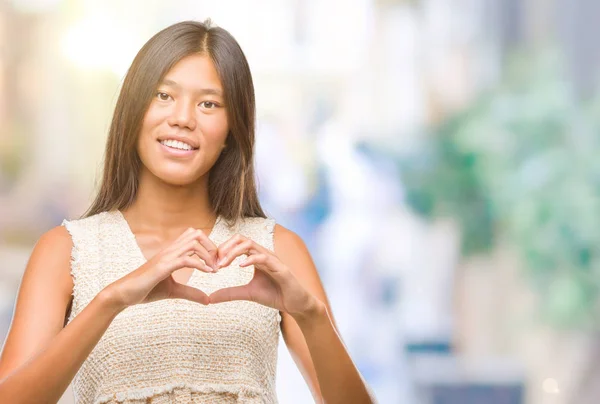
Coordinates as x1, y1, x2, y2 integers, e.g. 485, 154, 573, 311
272, 224, 314, 270
32, 225, 73, 275
26, 225, 74, 296
273, 224, 306, 252
34, 223, 78, 270
37, 225, 73, 252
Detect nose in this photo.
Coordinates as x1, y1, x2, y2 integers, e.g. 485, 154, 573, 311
167, 100, 196, 131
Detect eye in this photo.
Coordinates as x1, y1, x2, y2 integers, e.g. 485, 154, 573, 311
200, 101, 218, 109
156, 92, 171, 101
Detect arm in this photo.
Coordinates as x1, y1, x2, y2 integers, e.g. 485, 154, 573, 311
0, 226, 124, 404
274, 224, 375, 404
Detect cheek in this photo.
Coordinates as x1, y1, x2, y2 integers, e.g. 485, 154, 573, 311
199, 114, 229, 145
140, 105, 164, 136
138, 106, 167, 155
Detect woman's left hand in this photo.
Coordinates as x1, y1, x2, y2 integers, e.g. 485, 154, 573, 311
208, 234, 318, 316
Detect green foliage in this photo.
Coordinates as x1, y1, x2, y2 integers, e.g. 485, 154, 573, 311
400, 51, 600, 328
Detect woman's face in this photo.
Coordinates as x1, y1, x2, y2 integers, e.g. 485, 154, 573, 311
137, 53, 228, 186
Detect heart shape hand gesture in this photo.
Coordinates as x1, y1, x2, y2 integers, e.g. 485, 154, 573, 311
109, 226, 318, 317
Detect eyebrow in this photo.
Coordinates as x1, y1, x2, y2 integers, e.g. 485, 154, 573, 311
159, 79, 223, 97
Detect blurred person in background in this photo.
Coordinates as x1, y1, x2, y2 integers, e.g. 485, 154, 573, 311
0, 20, 373, 404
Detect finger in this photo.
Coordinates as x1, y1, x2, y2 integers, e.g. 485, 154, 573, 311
239, 253, 267, 267
161, 255, 213, 276
159, 228, 200, 257
217, 238, 258, 269
174, 239, 217, 271
217, 233, 244, 253
169, 281, 210, 305
176, 227, 198, 242
186, 231, 218, 268
218, 235, 273, 264
209, 285, 251, 304
165, 227, 199, 252
215, 234, 246, 265
240, 254, 286, 278
182, 254, 215, 273
166, 228, 214, 253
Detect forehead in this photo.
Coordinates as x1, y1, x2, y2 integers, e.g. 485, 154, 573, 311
161, 54, 223, 92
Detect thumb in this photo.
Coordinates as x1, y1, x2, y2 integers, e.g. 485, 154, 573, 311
209, 285, 251, 304
169, 281, 210, 305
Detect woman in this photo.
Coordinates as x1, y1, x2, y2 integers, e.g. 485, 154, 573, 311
0, 20, 373, 403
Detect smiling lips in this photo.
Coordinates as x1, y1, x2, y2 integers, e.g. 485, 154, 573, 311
159, 139, 198, 151
158, 139, 199, 157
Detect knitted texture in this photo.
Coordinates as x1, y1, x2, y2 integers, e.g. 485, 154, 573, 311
62, 210, 281, 403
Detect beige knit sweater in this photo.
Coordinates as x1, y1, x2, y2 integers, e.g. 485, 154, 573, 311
62, 210, 281, 403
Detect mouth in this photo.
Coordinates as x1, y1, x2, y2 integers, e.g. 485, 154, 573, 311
157, 139, 199, 157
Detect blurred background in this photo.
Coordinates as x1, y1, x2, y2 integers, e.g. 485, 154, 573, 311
0, 0, 599, 403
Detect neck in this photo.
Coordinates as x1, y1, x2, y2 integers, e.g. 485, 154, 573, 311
122, 169, 217, 236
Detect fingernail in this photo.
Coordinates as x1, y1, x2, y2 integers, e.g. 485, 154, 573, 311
218, 258, 226, 266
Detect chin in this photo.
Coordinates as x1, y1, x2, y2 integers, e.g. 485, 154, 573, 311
158, 173, 200, 187
139, 155, 209, 187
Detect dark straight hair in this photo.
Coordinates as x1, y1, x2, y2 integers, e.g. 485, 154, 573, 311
83, 20, 266, 225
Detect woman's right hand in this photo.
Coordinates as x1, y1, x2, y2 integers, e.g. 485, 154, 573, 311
105, 227, 218, 309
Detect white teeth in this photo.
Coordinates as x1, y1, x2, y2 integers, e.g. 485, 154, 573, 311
160, 139, 194, 151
